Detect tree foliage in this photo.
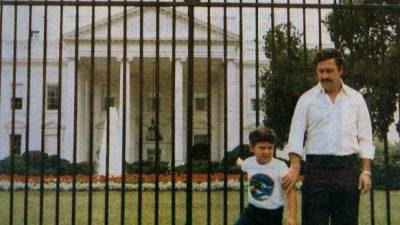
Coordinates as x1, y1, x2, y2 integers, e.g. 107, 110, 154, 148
325, 1, 400, 140
261, 23, 315, 149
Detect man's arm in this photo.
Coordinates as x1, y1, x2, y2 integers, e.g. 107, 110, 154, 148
286, 187, 297, 225
284, 95, 308, 191
357, 97, 374, 193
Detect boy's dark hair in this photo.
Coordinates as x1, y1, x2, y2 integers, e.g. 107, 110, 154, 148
314, 48, 345, 70
248, 125, 277, 147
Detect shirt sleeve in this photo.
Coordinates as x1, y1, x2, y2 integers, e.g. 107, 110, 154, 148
287, 95, 308, 158
357, 97, 375, 159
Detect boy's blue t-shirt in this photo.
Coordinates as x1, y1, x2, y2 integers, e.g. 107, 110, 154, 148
241, 156, 289, 210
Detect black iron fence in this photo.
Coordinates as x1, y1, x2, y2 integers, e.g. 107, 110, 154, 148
0, 0, 399, 225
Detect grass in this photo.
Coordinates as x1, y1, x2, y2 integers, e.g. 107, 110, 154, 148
0, 190, 399, 225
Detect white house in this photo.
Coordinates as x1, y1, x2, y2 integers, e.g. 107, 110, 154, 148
0, 2, 398, 174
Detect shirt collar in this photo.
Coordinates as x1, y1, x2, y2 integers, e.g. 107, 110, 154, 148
317, 79, 350, 96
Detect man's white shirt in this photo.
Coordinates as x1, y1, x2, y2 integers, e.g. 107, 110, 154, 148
287, 81, 375, 159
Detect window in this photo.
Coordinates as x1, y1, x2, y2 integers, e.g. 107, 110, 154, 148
47, 85, 60, 110
102, 97, 115, 111
192, 135, 210, 161
195, 97, 207, 111
9, 134, 22, 155
147, 148, 155, 161
194, 134, 209, 145
251, 98, 259, 111
30, 30, 39, 39
11, 97, 22, 110
148, 97, 160, 111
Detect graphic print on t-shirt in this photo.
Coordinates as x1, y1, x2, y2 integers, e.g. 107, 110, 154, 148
250, 173, 275, 201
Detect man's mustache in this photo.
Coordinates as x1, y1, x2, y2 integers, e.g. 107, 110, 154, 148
321, 79, 333, 83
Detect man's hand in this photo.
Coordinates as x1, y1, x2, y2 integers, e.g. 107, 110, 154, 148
283, 167, 300, 191
287, 218, 297, 225
358, 172, 372, 194
283, 153, 301, 191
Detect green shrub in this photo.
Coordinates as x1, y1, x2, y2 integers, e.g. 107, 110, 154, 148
48, 155, 72, 175
0, 154, 26, 175
221, 144, 253, 167
126, 161, 169, 174
0, 151, 97, 176
74, 161, 97, 175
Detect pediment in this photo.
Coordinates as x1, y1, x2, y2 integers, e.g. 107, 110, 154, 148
64, 7, 238, 42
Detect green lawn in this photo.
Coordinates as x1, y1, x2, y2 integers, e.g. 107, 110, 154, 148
0, 190, 398, 225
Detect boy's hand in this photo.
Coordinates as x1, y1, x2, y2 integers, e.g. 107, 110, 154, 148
236, 157, 243, 167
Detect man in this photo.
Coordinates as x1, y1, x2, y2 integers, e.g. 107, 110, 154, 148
282, 48, 375, 225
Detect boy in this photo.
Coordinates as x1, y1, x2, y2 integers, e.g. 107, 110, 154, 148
234, 125, 297, 225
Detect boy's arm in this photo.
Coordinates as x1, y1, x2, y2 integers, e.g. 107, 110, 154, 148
286, 187, 297, 225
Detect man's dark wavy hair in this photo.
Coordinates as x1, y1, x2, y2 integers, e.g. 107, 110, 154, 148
314, 48, 345, 70
248, 125, 277, 147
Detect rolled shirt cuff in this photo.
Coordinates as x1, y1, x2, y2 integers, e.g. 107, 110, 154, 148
359, 146, 375, 160
287, 146, 303, 159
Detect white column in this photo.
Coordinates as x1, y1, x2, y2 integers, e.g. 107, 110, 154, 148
119, 58, 132, 162
62, 58, 75, 161
77, 75, 89, 162
174, 58, 185, 166
83, 77, 90, 161
227, 59, 240, 152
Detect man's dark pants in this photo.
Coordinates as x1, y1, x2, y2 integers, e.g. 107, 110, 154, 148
234, 204, 283, 225
302, 154, 361, 225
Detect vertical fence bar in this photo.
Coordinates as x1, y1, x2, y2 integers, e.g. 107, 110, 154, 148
72, 1, 79, 224
270, 0, 275, 82
383, 136, 391, 225
9, 2, 18, 225
39, 1, 48, 224
23, 2, 33, 225
287, 0, 291, 56
0, 0, 2, 109
121, 1, 128, 224
370, 169, 375, 225
104, 1, 112, 225
270, 0, 276, 158
365, 8, 375, 224
239, 0, 245, 214
222, 1, 228, 225
55, 2, 64, 225
380, 2, 391, 225
302, 0, 307, 73
317, 0, 321, 49
88, 2, 95, 225
206, 0, 212, 225
155, 1, 161, 224
255, 0, 260, 127
361, 3, 376, 225
171, 1, 177, 224
138, 2, 144, 225
186, 1, 195, 225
